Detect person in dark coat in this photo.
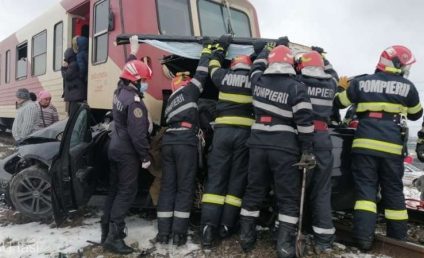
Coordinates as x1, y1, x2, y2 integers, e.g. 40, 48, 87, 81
155, 41, 212, 246
61, 47, 86, 116
334, 45, 422, 250
73, 35, 88, 83
101, 35, 152, 255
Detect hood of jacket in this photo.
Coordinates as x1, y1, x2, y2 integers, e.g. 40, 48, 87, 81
64, 48, 76, 63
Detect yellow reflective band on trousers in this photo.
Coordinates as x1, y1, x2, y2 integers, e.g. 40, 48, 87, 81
215, 116, 254, 126
225, 195, 242, 207
352, 138, 403, 155
336, 91, 352, 107
408, 102, 422, 114
385, 209, 408, 220
218, 92, 252, 104
202, 193, 225, 205
354, 200, 377, 213
356, 102, 408, 114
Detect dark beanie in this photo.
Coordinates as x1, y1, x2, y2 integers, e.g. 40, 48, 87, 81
16, 88, 30, 100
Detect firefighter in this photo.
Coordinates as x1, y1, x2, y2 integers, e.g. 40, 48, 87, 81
156, 40, 212, 246
239, 42, 316, 258
334, 45, 422, 250
101, 59, 152, 254
295, 51, 337, 253
200, 34, 254, 247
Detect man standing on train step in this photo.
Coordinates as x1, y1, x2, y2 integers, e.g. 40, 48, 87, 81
239, 41, 316, 258
334, 45, 422, 250
295, 51, 337, 254
200, 34, 255, 247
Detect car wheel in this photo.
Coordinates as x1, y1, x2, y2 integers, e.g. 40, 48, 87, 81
9, 165, 52, 220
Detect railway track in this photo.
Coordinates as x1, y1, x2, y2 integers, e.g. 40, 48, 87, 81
335, 221, 424, 258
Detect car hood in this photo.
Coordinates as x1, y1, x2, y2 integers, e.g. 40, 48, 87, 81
17, 142, 61, 167
20, 119, 68, 144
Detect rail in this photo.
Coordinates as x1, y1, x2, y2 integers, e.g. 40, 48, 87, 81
335, 221, 424, 258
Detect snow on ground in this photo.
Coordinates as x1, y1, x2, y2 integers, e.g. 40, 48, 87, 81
0, 206, 201, 258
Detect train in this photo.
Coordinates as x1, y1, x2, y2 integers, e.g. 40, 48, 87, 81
0, 0, 260, 130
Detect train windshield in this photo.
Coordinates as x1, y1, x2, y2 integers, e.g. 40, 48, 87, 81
198, 0, 251, 37
157, 0, 252, 37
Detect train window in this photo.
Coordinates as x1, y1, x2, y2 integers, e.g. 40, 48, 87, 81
198, 0, 251, 37
32, 30, 47, 76
157, 0, 192, 36
93, 0, 109, 64
16, 42, 28, 80
54, 22, 63, 71
5, 50, 10, 83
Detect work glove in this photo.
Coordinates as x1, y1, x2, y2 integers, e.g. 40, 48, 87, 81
338, 76, 350, 90
297, 151, 317, 170
130, 35, 139, 55
276, 36, 290, 47
265, 41, 276, 51
216, 34, 233, 52
201, 36, 214, 55
311, 46, 325, 54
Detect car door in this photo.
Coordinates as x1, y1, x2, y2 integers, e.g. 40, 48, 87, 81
51, 103, 96, 225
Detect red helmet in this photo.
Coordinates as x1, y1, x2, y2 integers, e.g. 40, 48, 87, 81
230, 55, 252, 70
120, 60, 152, 82
268, 45, 294, 65
295, 51, 330, 78
376, 45, 415, 74
295, 51, 324, 70
171, 72, 191, 92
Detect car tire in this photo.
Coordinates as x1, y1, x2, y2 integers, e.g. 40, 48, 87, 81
9, 165, 52, 220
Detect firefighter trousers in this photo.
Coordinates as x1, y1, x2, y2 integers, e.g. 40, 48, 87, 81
102, 152, 139, 227
241, 148, 300, 226
351, 154, 407, 241
201, 126, 250, 229
306, 150, 335, 247
157, 144, 198, 235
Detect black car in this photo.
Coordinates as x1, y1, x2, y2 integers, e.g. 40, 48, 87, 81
0, 104, 156, 223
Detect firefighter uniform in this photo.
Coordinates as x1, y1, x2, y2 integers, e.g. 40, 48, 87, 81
334, 71, 422, 246
156, 51, 210, 244
297, 73, 337, 249
239, 46, 315, 256
103, 81, 150, 249
200, 50, 254, 241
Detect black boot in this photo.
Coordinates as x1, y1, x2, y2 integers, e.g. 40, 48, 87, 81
276, 222, 296, 258
103, 222, 134, 254
240, 216, 257, 252
201, 225, 215, 248
219, 224, 233, 239
155, 233, 170, 244
173, 233, 187, 246
355, 238, 373, 251
100, 221, 109, 244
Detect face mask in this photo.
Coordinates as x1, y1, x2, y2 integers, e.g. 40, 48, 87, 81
139, 82, 149, 93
